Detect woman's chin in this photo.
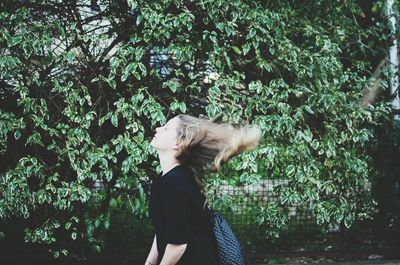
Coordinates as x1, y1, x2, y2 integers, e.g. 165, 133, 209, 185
150, 138, 158, 148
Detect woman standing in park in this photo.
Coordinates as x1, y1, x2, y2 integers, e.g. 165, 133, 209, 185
144, 114, 262, 265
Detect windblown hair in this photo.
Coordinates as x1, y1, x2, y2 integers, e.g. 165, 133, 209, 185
174, 114, 262, 189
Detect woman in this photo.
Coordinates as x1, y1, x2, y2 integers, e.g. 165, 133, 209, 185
145, 114, 262, 265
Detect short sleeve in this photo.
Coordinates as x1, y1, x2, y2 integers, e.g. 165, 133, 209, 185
161, 177, 191, 244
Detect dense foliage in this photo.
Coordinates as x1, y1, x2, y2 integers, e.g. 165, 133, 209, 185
0, 0, 396, 259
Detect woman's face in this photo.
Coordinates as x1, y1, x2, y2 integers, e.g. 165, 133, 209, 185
150, 116, 181, 151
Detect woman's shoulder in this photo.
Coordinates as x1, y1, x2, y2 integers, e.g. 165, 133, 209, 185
161, 165, 195, 188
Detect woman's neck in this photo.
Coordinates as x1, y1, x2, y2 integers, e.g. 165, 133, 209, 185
159, 156, 181, 177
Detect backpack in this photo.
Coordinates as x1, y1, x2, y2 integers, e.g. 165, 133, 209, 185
191, 206, 246, 265
209, 209, 246, 265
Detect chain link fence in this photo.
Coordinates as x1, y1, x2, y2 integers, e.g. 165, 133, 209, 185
213, 180, 324, 252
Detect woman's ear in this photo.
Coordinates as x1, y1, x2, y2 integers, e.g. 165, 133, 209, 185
174, 139, 186, 157
173, 139, 184, 150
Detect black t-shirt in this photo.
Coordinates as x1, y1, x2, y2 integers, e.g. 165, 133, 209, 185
149, 164, 217, 265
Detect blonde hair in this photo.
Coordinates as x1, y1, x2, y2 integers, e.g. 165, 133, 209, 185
174, 113, 262, 188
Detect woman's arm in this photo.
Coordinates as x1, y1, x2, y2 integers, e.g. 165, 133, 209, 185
159, 243, 187, 265
144, 234, 158, 265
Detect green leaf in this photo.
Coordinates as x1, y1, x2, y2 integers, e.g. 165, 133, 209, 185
304, 106, 314, 114
111, 114, 118, 127
138, 63, 146, 75
65, 222, 72, 230
247, 29, 256, 39
8, 37, 22, 47
286, 165, 296, 177
344, 213, 354, 228
232, 46, 241, 55
66, 52, 76, 64
14, 129, 22, 140
242, 44, 250, 55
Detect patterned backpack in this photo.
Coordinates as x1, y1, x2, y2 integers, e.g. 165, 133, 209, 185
191, 204, 246, 265
208, 208, 246, 265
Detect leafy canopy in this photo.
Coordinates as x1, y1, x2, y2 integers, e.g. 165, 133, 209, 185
0, 0, 394, 258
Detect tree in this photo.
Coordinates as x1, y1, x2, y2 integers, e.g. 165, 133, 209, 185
0, 0, 394, 259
